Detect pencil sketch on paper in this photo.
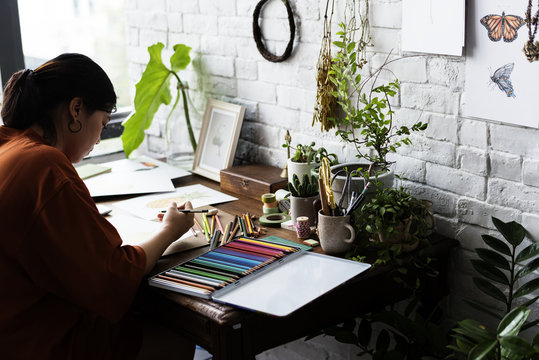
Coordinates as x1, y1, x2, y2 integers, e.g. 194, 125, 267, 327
489, 62, 516, 98
480, 12, 525, 43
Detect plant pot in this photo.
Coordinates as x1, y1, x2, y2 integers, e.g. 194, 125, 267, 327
287, 159, 319, 186
371, 216, 418, 252
330, 162, 394, 208
317, 210, 355, 255
290, 194, 319, 226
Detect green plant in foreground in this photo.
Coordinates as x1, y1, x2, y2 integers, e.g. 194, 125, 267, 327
450, 216, 539, 359
121, 42, 196, 158
288, 173, 319, 198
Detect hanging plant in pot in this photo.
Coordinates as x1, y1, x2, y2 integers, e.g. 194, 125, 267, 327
327, 21, 427, 205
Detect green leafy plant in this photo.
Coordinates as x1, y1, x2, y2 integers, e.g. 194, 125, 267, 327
288, 173, 319, 198
121, 42, 196, 158
282, 140, 338, 165
450, 216, 539, 359
328, 22, 427, 177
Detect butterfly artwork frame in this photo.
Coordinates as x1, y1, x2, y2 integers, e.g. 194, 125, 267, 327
462, 0, 539, 129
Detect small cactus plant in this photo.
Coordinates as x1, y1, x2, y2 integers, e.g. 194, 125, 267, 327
288, 173, 319, 197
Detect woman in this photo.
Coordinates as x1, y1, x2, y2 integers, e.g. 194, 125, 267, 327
0, 54, 194, 359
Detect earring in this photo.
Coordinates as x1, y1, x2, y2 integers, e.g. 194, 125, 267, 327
68, 120, 82, 133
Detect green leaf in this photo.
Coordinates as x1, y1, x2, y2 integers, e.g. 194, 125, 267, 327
514, 277, 539, 298
471, 259, 509, 285
170, 44, 191, 72
515, 257, 539, 280
454, 319, 495, 343
333, 41, 345, 48
497, 306, 530, 337
492, 217, 526, 247
476, 248, 510, 270
346, 41, 356, 53
521, 317, 539, 331
499, 336, 533, 357
122, 42, 174, 157
515, 242, 539, 263
467, 340, 497, 360
473, 277, 507, 304
533, 332, 539, 346
481, 234, 512, 256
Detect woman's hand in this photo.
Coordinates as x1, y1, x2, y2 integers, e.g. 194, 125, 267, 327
161, 201, 194, 239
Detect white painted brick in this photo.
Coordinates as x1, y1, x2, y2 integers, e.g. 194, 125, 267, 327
199, 0, 236, 16
297, 66, 317, 91
295, 1, 320, 21
138, 0, 166, 12
276, 85, 302, 110
229, 98, 258, 120
458, 147, 488, 176
126, 45, 151, 65
459, 118, 488, 148
200, 36, 237, 57
139, 30, 167, 48
490, 151, 522, 182
399, 136, 456, 167
184, 14, 218, 35
401, 83, 459, 115
427, 57, 465, 91
490, 123, 539, 157
258, 103, 301, 130
522, 213, 539, 242
126, 11, 168, 31
253, 144, 288, 168
167, 13, 182, 33
370, 27, 401, 53
401, 181, 458, 217
237, 39, 263, 60
258, 62, 299, 87
433, 215, 458, 239
371, 1, 402, 29
200, 55, 234, 77
236, 0, 256, 15
425, 113, 458, 143
219, 16, 252, 38
237, 79, 276, 104
488, 178, 539, 213
456, 223, 495, 251
300, 20, 324, 44
426, 162, 486, 199
371, 53, 427, 83
126, 27, 139, 46
259, 19, 296, 41
392, 154, 426, 182
457, 197, 519, 230
235, 58, 258, 80
289, 43, 319, 68
168, 33, 200, 51
523, 159, 539, 187
201, 75, 237, 97
166, 0, 199, 14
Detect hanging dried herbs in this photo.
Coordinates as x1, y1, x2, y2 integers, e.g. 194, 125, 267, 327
524, 0, 539, 62
312, 0, 337, 132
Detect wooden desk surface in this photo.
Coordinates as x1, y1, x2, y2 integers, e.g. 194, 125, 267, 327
124, 174, 456, 360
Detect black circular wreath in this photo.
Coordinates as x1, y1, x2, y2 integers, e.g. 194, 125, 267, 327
252, 0, 296, 62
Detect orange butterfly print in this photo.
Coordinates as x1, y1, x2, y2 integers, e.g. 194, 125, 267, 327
480, 12, 525, 42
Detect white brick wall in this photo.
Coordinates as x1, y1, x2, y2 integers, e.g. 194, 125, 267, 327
124, 0, 539, 357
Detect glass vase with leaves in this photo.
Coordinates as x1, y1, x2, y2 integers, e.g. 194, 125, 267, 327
121, 42, 199, 166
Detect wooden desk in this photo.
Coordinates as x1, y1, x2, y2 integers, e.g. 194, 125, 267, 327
130, 174, 456, 360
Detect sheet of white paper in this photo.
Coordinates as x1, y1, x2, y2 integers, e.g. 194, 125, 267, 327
113, 184, 238, 220
100, 156, 191, 181
84, 171, 175, 197
462, 0, 539, 128
212, 252, 371, 317
402, 0, 465, 56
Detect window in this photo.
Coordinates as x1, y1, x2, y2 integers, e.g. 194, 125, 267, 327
17, 0, 130, 108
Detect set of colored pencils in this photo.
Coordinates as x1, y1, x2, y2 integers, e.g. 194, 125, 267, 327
151, 237, 300, 296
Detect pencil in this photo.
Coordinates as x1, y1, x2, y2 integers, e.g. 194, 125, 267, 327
159, 209, 215, 214
221, 222, 230, 246
194, 218, 204, 234
227, 222, 240, 243
215, 214, 224, 233
210, 215, 216, 235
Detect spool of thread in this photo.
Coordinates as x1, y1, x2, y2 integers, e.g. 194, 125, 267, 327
263, 206, 280, 214
261, 193, 279, 214
261, 193, 277, 204
295, 216, 311, 239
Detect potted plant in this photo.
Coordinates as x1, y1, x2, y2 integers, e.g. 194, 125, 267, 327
121, 42, 199, 166
327, 21, 427, 202
450, 216, 539, 359
288, 173, 320, 226
357, 187, 434, 253
282, 138, 338, 185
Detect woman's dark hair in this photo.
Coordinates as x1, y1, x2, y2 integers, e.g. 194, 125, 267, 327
1, 53, 117, 144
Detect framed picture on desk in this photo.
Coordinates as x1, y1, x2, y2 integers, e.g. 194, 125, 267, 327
192, 99, 245, 182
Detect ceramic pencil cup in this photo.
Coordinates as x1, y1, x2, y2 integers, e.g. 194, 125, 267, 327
317, 210, 355, 255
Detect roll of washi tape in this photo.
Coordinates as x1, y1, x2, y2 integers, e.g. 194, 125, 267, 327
263, 201, 278, 208
295, 216, 311, 239
261, 193, 277, 204
263, 206, 280, 214
259, 213, 291, 227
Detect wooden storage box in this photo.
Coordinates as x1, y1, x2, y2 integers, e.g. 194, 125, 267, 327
220, 164, 288, 200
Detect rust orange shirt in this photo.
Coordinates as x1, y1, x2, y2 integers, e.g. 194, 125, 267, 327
0, 127, 146, 359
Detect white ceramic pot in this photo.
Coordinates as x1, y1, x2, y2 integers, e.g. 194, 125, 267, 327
330, 162, 394, 208
287, 159, 319, 185
290, 194, 319, 226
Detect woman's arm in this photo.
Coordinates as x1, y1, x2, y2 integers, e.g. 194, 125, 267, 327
137, 201, 194, 273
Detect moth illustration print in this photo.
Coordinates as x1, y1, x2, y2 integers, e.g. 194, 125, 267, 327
480, 12, 525, 42
490, 63, 516, 98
